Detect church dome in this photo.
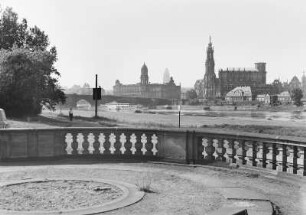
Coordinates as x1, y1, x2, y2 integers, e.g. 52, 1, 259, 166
141, 63, 148, 75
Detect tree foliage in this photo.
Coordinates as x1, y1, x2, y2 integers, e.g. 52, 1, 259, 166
0, 7, 65, 117
185, 89, 198, 105
186, 89, 197, 100
271, 79, 283, 94
290, 88, 303, 107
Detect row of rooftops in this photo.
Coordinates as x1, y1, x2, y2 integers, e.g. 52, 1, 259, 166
219, 68, 265, 72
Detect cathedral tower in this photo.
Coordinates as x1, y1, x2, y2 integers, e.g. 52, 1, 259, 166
140, 63, 149, 85
203, 36, 217, 99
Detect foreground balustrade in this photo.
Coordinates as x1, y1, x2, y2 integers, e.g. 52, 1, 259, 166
191, 131, 306, 176
0, 128, 305, 176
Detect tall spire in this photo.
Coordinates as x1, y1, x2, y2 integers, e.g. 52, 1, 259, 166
203, 37, 216, 100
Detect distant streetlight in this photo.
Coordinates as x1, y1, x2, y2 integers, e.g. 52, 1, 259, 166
178, 104, 181, 128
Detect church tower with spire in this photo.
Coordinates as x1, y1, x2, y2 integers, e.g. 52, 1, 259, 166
203, 36, 217, 100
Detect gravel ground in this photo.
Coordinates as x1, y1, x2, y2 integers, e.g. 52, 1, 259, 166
0, 161, 305, 215
0, 180, 122, 211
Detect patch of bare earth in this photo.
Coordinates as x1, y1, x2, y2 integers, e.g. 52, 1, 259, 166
0, 163, 224, 215
0, 180, 122, 211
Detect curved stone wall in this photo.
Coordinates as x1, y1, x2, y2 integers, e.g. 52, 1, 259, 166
0, 127, 305, 176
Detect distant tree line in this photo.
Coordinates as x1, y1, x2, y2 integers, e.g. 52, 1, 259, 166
0, 7, 65, 117
64, 83, 106, 95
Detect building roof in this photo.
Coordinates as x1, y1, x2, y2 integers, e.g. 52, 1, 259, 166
226, 86, 252, 97
279, 91, 290, 97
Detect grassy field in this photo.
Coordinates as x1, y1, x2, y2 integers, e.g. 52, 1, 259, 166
6, 108, 306, 138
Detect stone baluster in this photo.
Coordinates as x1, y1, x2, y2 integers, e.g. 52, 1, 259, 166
151, 134, 158, 156
119, 133, 127, 155
276, 144, 283, 172
76, 133, 84, 155
109, 133, 116, 154
222, 139, 231, 163
215, 138, 226, 161
199, 138, 206, 160
130, 133, 137, 155
141, 133, 148, 155
86, 133, 95, 154
233, 141, 241, 164
286, 146, 294, 174
212, 139, 219, 160
64, 133, 73, 155
98, 133, 106, 154
265, 143, 273, 169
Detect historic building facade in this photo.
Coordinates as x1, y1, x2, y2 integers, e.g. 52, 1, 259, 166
197, 38, 268, 100
113, 63, 181, 100
219, 62, 267, 97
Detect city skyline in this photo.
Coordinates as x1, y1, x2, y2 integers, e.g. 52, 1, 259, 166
1, 0, 306, 90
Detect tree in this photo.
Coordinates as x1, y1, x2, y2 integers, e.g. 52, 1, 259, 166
0, 7, 65, 117
194, 79, 204, 99
271, 79, 283, 94
186, 89, 198, 105
290, 88, 303, 107
186, 89, 197, 100
0, 48, 65, 116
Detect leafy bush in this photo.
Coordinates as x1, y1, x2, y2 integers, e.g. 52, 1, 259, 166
290, 88, 303, 106
0, 7, 65, 117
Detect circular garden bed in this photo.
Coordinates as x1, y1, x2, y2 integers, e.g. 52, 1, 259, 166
0, 179, 143, 214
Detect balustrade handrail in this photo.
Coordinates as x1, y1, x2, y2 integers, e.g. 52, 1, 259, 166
1, 127, 305, 147
1, 126, 305, 176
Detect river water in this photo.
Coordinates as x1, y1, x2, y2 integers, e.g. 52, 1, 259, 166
149, 109, 306, 123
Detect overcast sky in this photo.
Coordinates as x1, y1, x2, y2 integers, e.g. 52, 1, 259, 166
2, 0, 306, 90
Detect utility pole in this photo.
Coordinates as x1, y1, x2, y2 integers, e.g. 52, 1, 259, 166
178, 104, 181, 128
95, 74, 98, 118
93, 74, 101, 118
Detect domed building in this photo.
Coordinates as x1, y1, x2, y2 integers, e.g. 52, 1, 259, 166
113, 63, 181, 100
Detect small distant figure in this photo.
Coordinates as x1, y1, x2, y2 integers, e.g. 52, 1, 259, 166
69, 108, 73, 121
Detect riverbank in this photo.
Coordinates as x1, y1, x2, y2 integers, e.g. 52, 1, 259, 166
6, 108, 306, 138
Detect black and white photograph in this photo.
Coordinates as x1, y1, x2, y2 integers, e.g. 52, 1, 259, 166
0, 0, 305, 214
